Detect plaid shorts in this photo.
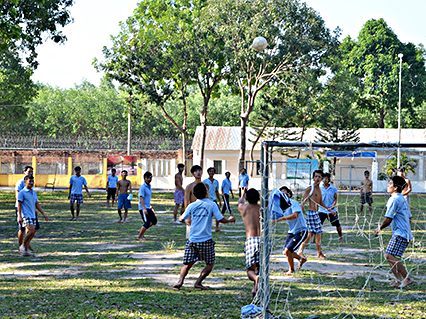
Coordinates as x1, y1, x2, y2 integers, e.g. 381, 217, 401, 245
306, 211, 323, 234
70, 193, 83, 204
386, 235, 409, 257
174, 189, 184, 205
22, 217, 37, 228
244, 237, 260, 269
183, 239, 215, 264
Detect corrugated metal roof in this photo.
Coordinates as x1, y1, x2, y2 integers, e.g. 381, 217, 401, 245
192, 127, 426, 151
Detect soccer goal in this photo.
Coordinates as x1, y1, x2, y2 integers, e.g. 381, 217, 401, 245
252, 141, 426, 319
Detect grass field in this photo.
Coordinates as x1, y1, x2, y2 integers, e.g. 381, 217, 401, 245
0, 190, 425, 319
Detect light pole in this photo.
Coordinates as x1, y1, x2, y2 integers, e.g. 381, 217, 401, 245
397, 53, 403, 168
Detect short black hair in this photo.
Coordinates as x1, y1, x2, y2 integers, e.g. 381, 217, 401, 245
364, 170, 370, 175
193, 183, 207, 199
246, 188, 260, 204
122, 170, 128, 174
24, 166, 33, 173
279, 186, 293, 198
143, 171, 152, 179
190, 165, 202, 174
398, 166, 405, 173
75, 166, 81, 171
323, 172, 331, 179
207, 167, 216, 173
111, 168, 116, 173
225, 171, 231, 176
312, 170, 323, 178
240, 168, 246, 173
391, 176, 406, 193
177, 163, 185, 169
24, 175, 34, 182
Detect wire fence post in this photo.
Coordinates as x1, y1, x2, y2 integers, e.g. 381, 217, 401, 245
260, 142, 270, 318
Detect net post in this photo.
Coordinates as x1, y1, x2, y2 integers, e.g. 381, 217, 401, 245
259, 142, 270, 318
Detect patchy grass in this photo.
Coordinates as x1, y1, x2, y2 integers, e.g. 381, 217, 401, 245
0, 190, 425, 318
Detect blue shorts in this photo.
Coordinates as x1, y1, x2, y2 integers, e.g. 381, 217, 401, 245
386, 235, 409, 257
117, 193, 131, 209
284, 230, 308, 253
306, 210, 323, 234
140, 208, 157, 229
70, 193, 83, 204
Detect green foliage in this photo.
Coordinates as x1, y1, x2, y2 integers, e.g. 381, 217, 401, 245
340, 19, 426, 128
383, 152, 418, 176
0, 0, 74, 69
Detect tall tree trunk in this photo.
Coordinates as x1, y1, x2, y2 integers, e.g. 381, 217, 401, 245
239, 115, 248, 172
249, 118, 272, 176
379, 107, 385, 128
182, 131, 188, 173
200, 103, 208, 168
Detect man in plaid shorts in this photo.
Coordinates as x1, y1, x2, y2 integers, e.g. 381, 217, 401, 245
68, 166, 91, 221
17, 176, 48, 256
375, 175, 413, 288
298, 170, 335, 259
173, 183, 235, 290
173, 163, 185, 223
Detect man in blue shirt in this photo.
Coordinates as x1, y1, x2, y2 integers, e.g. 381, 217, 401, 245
138, 171, 157, 241
274, 186, 308, 274
203, 167, 222, 232
17, 176, 48, 256
221, 171, 234, 216
238, 168, 250, 197
173, 183, 235, 290
374, 176, 413, 288
318, 173, 343, 243
106, 168, 119, 208
68, 166, 91, 221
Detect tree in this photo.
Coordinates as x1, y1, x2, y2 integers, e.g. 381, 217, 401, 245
340, 19, 426, 128
383, 152, 418, 177
1, 0, 74, 69
202, 0, 338, 170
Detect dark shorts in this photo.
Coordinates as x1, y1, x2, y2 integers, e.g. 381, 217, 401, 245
140, 208, 157, 229
244, 237, 260, 269
70, 193, 83, 204
284, 231, 308, 253
305, 210, 323, 234
183, 239, 216, 265
221, 194, 232, 215
117, 193, 131, 209
386, 235, 409, 257
361, 192, 373, 205
16, 208, 39, 231
107, 188, 117, 200
319, 212, 340, 227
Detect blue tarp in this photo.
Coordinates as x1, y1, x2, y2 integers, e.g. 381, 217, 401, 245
326, 151, 376, 158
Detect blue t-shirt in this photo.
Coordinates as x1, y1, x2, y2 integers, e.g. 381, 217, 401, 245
284, 199, 308, 234
203, 178, 219, 201
18, 187, 39, 219
385, 193, 413, 241
15, 176, 28, 207
221, 178, 232, 195
239, 174, 249, 188
319, 184, 338, 213
138, 182, 152, 210
107, 175, 119, 188
181, 198, 224, 242
69, 175, 87, 195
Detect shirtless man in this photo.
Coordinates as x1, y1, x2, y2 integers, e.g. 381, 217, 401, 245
298, 170, 335, 259
173, 163, 185, 223
397, 167, 412, 206
239, 188, 261, 296
116, 170, 132, 223
360, 170, 373, 216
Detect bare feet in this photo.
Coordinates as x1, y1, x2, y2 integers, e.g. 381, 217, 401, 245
298, 252, 306, 260
137, 236, 146, 242
284, 271, 295, 276
297, 256, 308, 270
400, 278, 414, 288
390, 281, 401, 287
121, 220, 127, 224
117, 219, 122, 223
28, 246, 36, 252
69, 217, 75, 221
214, 228, 224, 233
317, 251, 326, 259
173, 282, 183, 290
339, 237, 344, 244
194, 284, 210, 290
74, 217, 79, 221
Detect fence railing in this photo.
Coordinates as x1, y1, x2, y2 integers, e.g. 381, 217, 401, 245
0, 136, 192, 151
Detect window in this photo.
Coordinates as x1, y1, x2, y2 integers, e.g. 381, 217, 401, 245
214, 160, 222, 174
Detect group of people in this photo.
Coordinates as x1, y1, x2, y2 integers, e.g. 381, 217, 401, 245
14, 162, 414, 291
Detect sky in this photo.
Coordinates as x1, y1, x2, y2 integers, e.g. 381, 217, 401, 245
31, 0, 426, 89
